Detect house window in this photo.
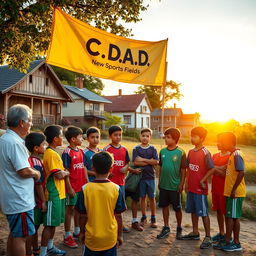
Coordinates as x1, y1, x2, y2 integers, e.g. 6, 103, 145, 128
29, 75, 33, 84
93, 103, 100, 111
63, 103, 67, 108
46, 78, 49, 86
143, 106, 147, 112
141, 117, 144, 128
146, 117, 149, 127
123, 115, 131, 125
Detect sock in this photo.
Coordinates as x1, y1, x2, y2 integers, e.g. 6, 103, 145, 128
151, 215, 156, 219
47, 239, 54, 250
64, 231, 71, 239
39, 246, 47, 256
132, 218, 138, 223
74, 227, 80, 235
142, 215, 147, 218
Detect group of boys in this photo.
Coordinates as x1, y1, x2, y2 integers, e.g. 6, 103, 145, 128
24, 124, 245, 256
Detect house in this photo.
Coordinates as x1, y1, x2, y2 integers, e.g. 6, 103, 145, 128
104, 90, 152, 129
0, 59, 73, 126
62, 78, 112, 127
151, 104, 200, 136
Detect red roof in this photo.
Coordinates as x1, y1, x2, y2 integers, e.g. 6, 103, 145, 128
104, 94, 151, 112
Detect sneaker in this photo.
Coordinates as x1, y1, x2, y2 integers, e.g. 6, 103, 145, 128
213, 239, 227, 250
200, 236, 212, 249
132, 221, 143, 231
123, 226, 130, 233
157, 226, 170, 239
180, 232, 200, 240
47, 246, 66, 255
63, 235, 78, 248
221, 241, 243, 252
140, 216, 147, 227
72, 232, 80, 240
176, 227, 183, 240
212, 233, 225, 243
150, 217, 157, 228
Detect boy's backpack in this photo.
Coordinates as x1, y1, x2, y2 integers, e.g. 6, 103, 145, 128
125, 166, 143, 192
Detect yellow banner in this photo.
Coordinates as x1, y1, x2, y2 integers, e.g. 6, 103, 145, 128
46, 8, 167, 86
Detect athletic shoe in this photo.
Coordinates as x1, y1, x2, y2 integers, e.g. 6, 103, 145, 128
176, 227, 183, 240
157, 226, 170, 239
213, 239, 227, 250
132, 221, 143, 231
150, 217, 157, 228
72, 232, 80, 240
200, 236, 212, 249
140, 216, 147, 227
221, 242, 243, 252
180, 232, 200, 240
63, 235, 78, 248
212, 233, 225, 243
47, 246, 66, 255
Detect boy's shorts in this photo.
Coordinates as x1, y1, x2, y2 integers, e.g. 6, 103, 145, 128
66, 192, 79, 206
6, 209, 35, 237
185, 192, 208, 217
226, 197, 244, 219
212, 193, 226, 215
158, 189, 182, 211
82, 245, 117, 256
43, 198, 65, 227
139, 179, 155, 198
125, 185, 140, 202
34, 207, 45, 226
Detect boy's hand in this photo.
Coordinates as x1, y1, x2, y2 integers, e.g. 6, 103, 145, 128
41, 202, 47, 212
200, 180, 206, 189
185, 183, 188, 193
67, 188, 76, 197
117, 236, 123, 248
178, 184, 183, 193
230, 190, 236, 198
120, 166, 128, 174
133, 168, 141, 175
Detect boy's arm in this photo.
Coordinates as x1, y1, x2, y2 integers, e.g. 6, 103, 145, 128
64, 173, 75, 197
79, 213, 87, 244
179, 168, 186, 193
200, 168, 215, 188
35, 184, 47, 212
54, 170, 70, 180
128, 166, 141, 175
115, 213, 123, 247
84, 166, 89, 183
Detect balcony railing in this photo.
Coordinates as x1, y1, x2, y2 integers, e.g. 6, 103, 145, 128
32, 114, 55, 125
84, 110, 104, 117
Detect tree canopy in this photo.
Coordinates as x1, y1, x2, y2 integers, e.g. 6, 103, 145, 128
136, 80, 182, 109
0, 0, 148, 72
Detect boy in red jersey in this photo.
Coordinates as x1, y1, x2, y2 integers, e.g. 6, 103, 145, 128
200, 133, 230, 244
181, 127, 214, 250
62, 126, 88, 248
104, 125, 130, 232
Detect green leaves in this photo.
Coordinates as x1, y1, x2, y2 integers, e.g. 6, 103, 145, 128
0, 0, 148, 72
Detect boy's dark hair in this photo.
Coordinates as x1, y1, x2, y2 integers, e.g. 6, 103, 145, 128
92, 151, 113, 174
108, 125, 122, 135
65, 126, 83, 142
25, 132, 46, 153
221, 132, 237, 147
164, 127, 181, 143
44, 125, 62, 144
86, 126, 100, 137
191, 126, 208, 140
141, 128, 152, 135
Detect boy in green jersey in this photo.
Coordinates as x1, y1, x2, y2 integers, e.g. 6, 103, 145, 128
157, 128, 187, 240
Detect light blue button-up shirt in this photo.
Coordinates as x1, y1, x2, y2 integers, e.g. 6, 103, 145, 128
0, 129, 35, 214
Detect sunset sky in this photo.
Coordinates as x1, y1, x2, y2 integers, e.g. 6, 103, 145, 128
102, 0, 256, 123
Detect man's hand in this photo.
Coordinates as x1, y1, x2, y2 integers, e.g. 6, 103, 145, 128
41, 202, 47, 212
117, 236, 123, 248
34, 170, 41, 182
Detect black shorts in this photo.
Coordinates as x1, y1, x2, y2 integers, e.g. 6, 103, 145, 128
158, 188, 181, 212
125, 186, 140, 202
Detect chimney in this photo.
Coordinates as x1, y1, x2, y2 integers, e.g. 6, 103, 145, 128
118, 89, 122, 96
76, 77, 84, 89
174, 103, 176, 109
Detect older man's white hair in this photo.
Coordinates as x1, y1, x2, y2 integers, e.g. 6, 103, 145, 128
7, 104, 32, 127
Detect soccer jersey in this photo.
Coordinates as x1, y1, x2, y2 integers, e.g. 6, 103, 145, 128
103, 144, 130, 186
75, 180, 127, 251
84, 147, 101, 182
62, 147, 87, 192
132, 145, 159, 180
212, 152, 230, 195
43, 147, 66, 201
28, 156, 45, 209
224, 149, 246, 197
159, 147, 187, 191
187, 147, 214, 195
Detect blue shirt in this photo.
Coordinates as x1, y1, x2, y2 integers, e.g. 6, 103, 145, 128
84, 147, 101, 182
0, 129, 35, 214
132, 145, 159, 180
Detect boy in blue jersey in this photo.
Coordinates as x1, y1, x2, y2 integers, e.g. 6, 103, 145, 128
84, 127, 101, 182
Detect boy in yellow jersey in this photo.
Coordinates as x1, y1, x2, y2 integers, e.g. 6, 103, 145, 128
76, 151, 127, 256
39, 125, 70, 256
219, 132, 246, 252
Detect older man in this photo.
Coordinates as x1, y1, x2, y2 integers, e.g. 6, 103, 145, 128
0, 104, 40, 256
